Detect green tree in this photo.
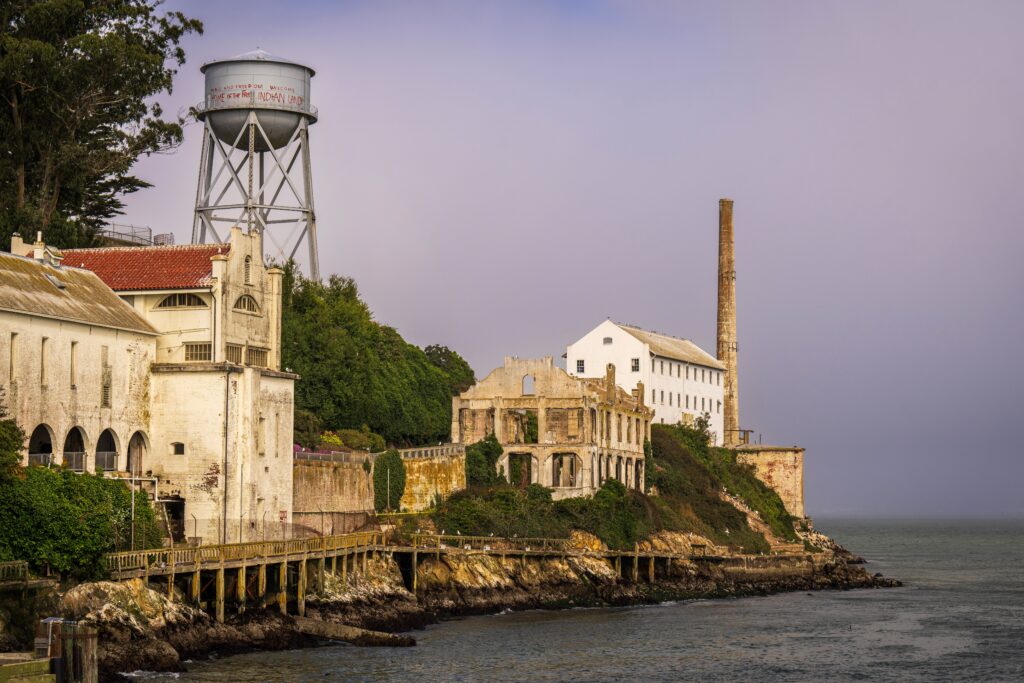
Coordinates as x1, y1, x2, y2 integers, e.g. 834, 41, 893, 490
280, 264, 456, 445
373, 449, 406, 512
0, 389, 24, 481
293, 409, 321, 450
0, 0, 203, 246
465, 433, 503, 488
424, 344, 476, 395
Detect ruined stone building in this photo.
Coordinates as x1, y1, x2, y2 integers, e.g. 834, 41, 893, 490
451, 357, 653, 499
565, 320, 726, 444
1, 228, 295, 544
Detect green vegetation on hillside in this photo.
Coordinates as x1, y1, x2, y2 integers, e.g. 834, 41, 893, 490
0, 0, 203, 247
373, 449, 406, 512
281, 266, 474, 446
429, 424, 799, 554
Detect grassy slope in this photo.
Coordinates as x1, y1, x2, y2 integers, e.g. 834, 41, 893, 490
427, 424, 798, 554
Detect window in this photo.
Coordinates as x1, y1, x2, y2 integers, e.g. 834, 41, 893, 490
686, 366, 690, 380
576, 359, 585, 373
70, 341, 78, 388
677, 393, 681, 408
651, 359, 655, 372
702, 369, 706, 382
226, 344, 243, 364
233, 295, 260, 313
686, 395, 690, 409
717, 372, 721, 386
8, 332, 16, 382
522, 375, 535, 395
630, 358, 639, 372
184, 342, 212, 362
100, 346, 111, 408
651, 388, 655, 403
247, 347, 269, 368
717, 400, 722, 414
616, 415, 622, 441
119, 295, 135, 306
157, 293, 206, 309
660, 360, 664, 374
660, 390, 664, 404
701, 397, 705, 411
40, 337, 48, 385
669, 393, 673, 406
171, 442, 185, 456
244, 256, 252, 285
602, 336, 613, 345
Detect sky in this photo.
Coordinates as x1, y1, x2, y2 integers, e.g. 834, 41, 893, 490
121, 0, 1024, 518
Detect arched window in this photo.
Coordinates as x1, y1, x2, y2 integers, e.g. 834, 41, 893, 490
244, 256, 252, 284
233, 295, 260, 313
522, 375, 535, 396
156, 293, 206, 309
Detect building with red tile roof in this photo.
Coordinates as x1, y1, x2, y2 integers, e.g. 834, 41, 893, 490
63, 243, 229, 291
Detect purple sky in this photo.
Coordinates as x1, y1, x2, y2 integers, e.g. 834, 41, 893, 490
123, 1, 1024, 518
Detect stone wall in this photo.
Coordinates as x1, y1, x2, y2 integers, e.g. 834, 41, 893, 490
400, 453, 465, 512
735, 446, 805, 518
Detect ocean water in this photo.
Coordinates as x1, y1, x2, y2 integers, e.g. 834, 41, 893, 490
155, 519, 1024, 682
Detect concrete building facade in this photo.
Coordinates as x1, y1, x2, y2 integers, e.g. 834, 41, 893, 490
565, 320, 726, 444
1, 228, 295, 545
451, 357, 653, 499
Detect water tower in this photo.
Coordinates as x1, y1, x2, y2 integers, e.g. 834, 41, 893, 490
191, 49, 320, 279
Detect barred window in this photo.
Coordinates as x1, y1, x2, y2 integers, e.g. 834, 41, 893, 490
184, 342, 212, 362
233, 295, 260, 313
246, 347, 269, 368
244, 256, 252, 284
226, 344, 243, 364
157, 293, 206, 309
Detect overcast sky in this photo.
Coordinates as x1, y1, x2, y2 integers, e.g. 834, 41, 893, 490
122, 0, 1024, 518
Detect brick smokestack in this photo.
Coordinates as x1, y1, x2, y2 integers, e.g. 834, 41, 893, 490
717, 198, 739, 445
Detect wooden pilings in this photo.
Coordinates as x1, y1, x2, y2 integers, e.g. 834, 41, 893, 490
297, 558, 307, 617
215, 567, 225, 624
278, 561, 287, 614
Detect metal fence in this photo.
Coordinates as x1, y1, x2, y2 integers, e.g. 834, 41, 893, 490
98, 222, 152, 245
62, 452, 86, 472
95, 452, 117, 472
28, 452, 53, 467
0, 560, 28, 583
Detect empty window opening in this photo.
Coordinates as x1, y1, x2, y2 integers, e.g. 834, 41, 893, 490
69, 341, 78, 388
508, 409, 538, 444
552, 453, 579, 488
28, 425, 53, 466
509, 452, 534, 488
63, 427, 86, 472
602, 337, 613, 345
522, 375, 535, 396
96, 429, 118, 472
233, 294, 260, 313
156, 293, 206, 309
171, 442, 186, 456
40, 337, 48, 385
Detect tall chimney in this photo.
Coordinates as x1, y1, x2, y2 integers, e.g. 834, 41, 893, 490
717, 198, 739, 445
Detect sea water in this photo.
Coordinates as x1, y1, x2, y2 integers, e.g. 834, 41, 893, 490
155, 519, 1024, 682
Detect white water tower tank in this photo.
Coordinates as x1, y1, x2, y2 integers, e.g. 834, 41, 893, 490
199, 49, 316, 152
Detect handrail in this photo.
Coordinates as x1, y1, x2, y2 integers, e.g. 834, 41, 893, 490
410, 534, 574, 552
0, 560, 29, 582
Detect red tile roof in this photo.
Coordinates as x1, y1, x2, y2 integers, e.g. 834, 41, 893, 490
63, 244, 230, 291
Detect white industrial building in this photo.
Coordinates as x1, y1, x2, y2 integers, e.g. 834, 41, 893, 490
565, 320, 726, 445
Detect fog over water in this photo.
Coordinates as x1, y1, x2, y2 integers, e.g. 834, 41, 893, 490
121, 1, 1024, 518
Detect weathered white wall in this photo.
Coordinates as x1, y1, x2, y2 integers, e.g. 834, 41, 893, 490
0, 310, 155, 471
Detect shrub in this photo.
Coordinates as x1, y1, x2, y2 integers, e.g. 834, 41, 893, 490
293, 409, 321, 449
373, 449, 406, 512
465, 434, 504, 488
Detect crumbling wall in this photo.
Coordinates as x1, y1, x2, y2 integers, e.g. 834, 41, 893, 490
735, 447, 805, 518
400, 454, 466, 512
293, 459, 373, 530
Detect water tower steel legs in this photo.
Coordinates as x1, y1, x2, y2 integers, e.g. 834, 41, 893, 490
192, 111, 321, 280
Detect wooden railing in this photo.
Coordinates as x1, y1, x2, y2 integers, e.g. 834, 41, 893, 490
0, 560, 28, 583
410, 534, 574, 553
105, 531, 383, 575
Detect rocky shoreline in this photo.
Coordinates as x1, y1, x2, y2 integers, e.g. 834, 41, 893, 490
42, 542, 898, 682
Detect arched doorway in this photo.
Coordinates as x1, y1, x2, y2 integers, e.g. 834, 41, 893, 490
63, 427, 87, 472
551, 453, 579, 488
127, 431, 148, 477
96, 429, 118, 472
28, 425, 54, 467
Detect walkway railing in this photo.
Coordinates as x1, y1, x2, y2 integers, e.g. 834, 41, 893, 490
63, 452, 86, 472
0, 560, 28, 583
95, 451, 117, 472
27, 453, 53, 467
105, 531, 383, 576
410, 534, 574, 553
